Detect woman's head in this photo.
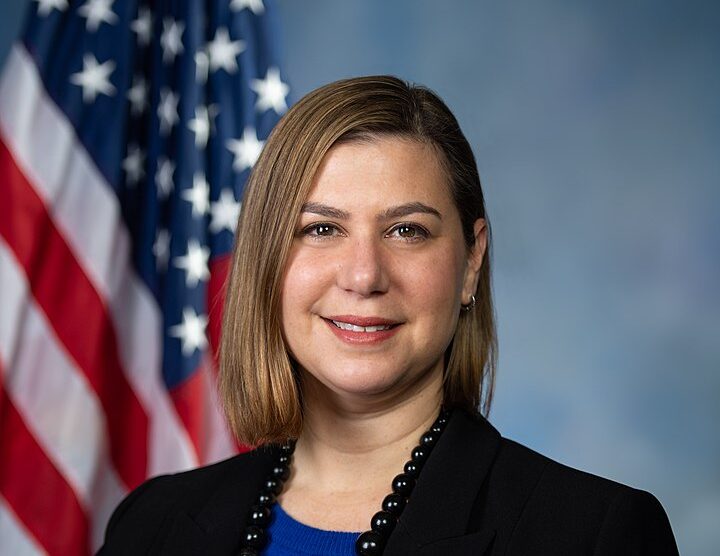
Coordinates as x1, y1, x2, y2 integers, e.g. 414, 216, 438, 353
220, 75, 496, 445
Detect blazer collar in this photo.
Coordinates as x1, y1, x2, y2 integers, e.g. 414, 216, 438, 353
385, 409, 501, 554
160, 445, 279, 555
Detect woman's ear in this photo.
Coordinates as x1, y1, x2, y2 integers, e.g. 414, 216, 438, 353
462, 218, 487, 304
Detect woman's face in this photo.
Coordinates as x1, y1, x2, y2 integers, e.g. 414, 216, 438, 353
280, 136, 485, 406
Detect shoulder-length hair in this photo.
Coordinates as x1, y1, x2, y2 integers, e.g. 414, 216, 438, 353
220, 75, 496, 445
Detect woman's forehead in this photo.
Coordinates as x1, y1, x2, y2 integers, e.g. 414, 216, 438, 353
304, 137, 452, 207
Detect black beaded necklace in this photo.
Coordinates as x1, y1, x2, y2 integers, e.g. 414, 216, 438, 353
238, 408, 451, 556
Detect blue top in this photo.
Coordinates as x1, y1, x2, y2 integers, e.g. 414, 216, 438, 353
264, 503, 361, 555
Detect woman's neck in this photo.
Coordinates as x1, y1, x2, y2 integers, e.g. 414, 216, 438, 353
283, 368, 443, 502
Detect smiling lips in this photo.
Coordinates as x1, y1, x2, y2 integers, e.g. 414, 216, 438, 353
323, 315, 402, 345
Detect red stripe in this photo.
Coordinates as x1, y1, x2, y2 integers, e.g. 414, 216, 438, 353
0, 138, 148, 489
0, 374, 89, 556
169, 367, 205, 462
207, 256, 249, 454
208, 255, 231, 363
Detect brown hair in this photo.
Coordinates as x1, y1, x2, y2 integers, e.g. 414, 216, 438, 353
220, 75, 496, 445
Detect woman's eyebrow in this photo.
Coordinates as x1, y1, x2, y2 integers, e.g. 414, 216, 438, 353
300, 202, 350, 219
300, 201, 442, 221
379, 202, 442, 220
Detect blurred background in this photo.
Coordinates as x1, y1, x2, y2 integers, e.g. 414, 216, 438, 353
1, 1, 717, 555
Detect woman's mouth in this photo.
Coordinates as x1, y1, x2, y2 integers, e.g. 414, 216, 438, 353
322, 315, 401, 344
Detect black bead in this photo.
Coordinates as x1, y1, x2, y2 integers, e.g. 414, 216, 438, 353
420, 431, 438, 447
239, 548, 258, 556
382, 493, 406, 516
430, 423, 443, 435
277, 454, 291, 465
270, 464, 290, 481
280, 441, 295, 455
403, 459, 422, 478
264, 478, 283, 495
411, 445, 430, 463
248, 505, 271, 527
257, 491, 276, 506
242, 525, 268, 550
391, 473, 416, 497
370, 510, 397, 536
355, 530, 385, 555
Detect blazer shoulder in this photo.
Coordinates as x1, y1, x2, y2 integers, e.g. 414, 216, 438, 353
486, 437, 678, 554
98, 447, 275, 555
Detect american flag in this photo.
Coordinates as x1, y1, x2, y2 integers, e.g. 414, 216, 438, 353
0, 0, 289, 553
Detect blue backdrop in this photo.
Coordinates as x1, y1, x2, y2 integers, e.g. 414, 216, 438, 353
1, 1, 717, 554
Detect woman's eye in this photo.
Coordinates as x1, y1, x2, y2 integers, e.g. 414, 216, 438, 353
388, 224, 429, 241
303, 223, 338, 237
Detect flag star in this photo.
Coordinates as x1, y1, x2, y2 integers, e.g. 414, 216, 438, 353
250, 67, 289, 114
169, 307, 208, 356
155, 157, 175, 199
127, 75, 148, 116
161, 17, 185, 64
70, 54, 116, 103
158, 88, 179, 136
34, 0, 68, 16
122, 144, 145, 186
230, 0, 264, 14
195, 49, 209, 84
182, 173, 210, 217
173, 239, 210, 287
153, 228, 170, 270
131, 6, 152, 47
208, 27, 245, 73
210, 189, 241, 234
78, 0, 118, 32
226, 127, 264, 172
188, 105, 211, 149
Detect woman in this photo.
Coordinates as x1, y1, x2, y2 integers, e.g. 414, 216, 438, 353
99, 76, 678, 555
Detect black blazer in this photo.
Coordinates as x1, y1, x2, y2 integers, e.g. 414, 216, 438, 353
98, 410, 679, 555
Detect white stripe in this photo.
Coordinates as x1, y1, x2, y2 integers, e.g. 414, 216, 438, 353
0, 496, 46, 556
0, 240, 125, 550
0, 43, 223, 474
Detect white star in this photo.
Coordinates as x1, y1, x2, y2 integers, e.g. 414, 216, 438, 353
182, 173, 210, 217
157, 88, 179, 136
250, 67, 289, 114
169, 307, 208, 356
161, 17, 185, 64
34, 0, 68, 16
226, 127, 264, 172
70, 54, 116, 103
153, 228, 170, 270
188, 105, 211, 149
127, 75, 148, 116
155, 157, 175, 199
173, 239, 210, 287
78, 0, 118, 32
210, 189, 241, 234
131, 6, 152, 47
195, 49, 209, 84
122, 144, 145, 186
230, 0, 264, 14
207, 27, 245, 73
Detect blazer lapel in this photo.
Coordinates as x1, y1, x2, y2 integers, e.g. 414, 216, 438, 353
385, 410, 501, 555
158, 446, 278, 555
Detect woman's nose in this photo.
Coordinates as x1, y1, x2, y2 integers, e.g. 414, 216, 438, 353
336, 236, 390, 296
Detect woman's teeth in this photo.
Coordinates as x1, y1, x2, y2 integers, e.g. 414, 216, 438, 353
332, 320, 392, 332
